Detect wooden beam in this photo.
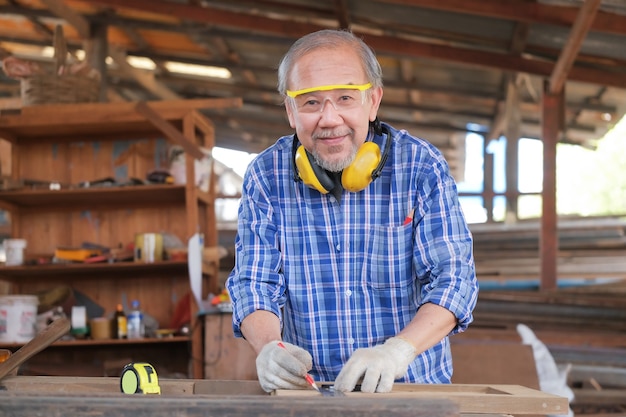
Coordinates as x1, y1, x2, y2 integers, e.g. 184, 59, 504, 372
488, 74, 524, 141
361, 34, 626, 89
39, 0, 90, 38
333, 0, 351, 29
134, 101, 204, 159
487, 22, 529, 141
109, 46, 181, 100
39, 0, 180, 101
81, 0, 325, 40
0, 98, 243, 132
83, 20, 108, 101
549, 0, 602, 94
379, 0, 626, 36
80, 0, 626, 88
0, 97, 22, 111
504, 79, 521, 221
540, 80, 563, 291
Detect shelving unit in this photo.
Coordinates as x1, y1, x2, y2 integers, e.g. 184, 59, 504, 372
0, 97, 241, 378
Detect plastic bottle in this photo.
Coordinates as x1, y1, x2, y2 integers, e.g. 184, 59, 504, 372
113, 303, 127, 339
127, 300, 145, 339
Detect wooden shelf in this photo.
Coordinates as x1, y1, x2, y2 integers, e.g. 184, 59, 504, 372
0, 98, 241, 143
0, 99, 227, 379
0, 185, 186, 210
0, 336, 190, 349
0, 260, 187, 279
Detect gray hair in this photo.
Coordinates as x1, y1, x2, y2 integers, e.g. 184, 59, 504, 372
277, 29, 383, 97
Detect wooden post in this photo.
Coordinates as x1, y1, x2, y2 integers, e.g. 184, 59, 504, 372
540, 0, 599, 290
84, 19, 108, 102
540, 80, 563, 290
483, 152, 494, 222
504, 80, 521, 222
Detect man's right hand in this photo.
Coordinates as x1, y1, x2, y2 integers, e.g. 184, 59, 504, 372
256, 340, 313, 392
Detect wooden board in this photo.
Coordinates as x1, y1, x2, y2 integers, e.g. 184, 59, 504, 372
0, 377, 456, 417
451, 342, 540, 389
274, 383, 569, 415
0, 376, 266, 396
0, 98, 241, 141
203, 313, 257, 380
0, 375, 195, 394
0, 394, 458, 417
0, 376, 567, 416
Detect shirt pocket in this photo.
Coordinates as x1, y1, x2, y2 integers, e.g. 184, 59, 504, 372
363, 222, 414, 289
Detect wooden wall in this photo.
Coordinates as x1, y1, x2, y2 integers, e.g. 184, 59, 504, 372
8, 137, 192, 325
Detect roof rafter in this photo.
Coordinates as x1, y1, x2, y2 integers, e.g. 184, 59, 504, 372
379, 0, 626, 36
78, 0, 626, 89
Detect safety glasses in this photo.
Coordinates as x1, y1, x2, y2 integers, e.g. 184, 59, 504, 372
286, 83, 372, 114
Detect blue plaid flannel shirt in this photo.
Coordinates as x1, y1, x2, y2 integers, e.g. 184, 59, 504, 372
226, 122, 479, 383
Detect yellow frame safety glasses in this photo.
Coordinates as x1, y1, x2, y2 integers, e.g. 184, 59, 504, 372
286, 83, 372, 98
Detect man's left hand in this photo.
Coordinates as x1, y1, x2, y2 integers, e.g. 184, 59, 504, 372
334, 336, 417, 393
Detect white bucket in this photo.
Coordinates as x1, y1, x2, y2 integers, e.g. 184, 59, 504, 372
0, 295, 39, 343
3, 239, 27, 266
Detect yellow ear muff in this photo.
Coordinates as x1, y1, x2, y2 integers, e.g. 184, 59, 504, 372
294, 145, 333, 194
341, 142, 381, 192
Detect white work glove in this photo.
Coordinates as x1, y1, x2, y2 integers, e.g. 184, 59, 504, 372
334, 336, 417, 393
256, 340, 313, 392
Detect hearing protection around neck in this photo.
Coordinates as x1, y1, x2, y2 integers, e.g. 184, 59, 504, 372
292, 122, 391, 194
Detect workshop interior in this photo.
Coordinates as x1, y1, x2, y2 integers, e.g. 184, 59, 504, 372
0, 1, 625, 416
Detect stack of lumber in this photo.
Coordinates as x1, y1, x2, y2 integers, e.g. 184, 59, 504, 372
467, 282, 626, 415
470, 216, 626, 282
467, 217, 626, 415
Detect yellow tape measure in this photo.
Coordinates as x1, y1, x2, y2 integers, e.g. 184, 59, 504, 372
120, 362, 161, 395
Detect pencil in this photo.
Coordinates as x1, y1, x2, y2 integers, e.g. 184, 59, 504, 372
277, 342, 320, 392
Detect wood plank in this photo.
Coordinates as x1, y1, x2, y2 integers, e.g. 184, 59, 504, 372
0, 375, 194, 394
274, 383, 569, 415
454, 327, 626, 350
547, 0, 602, 94
451, 343, 539, 389
0, 98, 242, 141
1, 376, 566, 415
568, 364, 626, 389
0, 394, 458, 417
0, 376, 458, 417
191, 110, 215, 138
571, 388, 626, 406
0, 185, 187, 209
135, 101, 204, 160
0, 376, 265, 396
109, 46, 181, 100
203, 313, 257, 381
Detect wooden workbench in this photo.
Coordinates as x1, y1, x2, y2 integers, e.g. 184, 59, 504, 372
0, 376, 568, 416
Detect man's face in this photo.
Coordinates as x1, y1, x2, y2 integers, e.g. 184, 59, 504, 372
285, 46, 383, 172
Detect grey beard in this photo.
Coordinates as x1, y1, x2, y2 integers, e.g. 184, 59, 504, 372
313, 144, 358, 172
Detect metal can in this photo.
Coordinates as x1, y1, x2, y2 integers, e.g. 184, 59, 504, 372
134, 233, 163, 263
